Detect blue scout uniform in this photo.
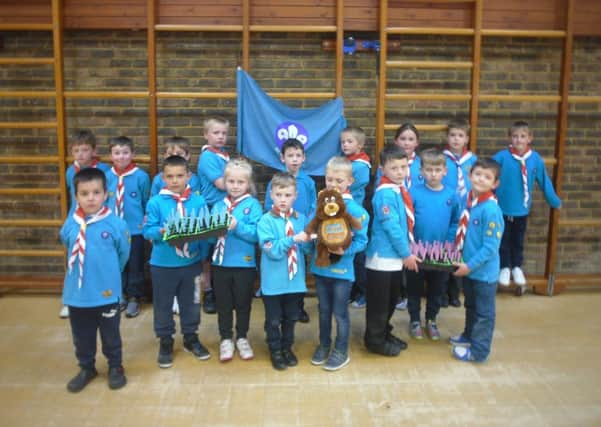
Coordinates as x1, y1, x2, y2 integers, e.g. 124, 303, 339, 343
410, 183, 461, 244
105, 167, 150, 236
150, 172, 201, 197
197, 147, 228, 207
264, 169, 317, 218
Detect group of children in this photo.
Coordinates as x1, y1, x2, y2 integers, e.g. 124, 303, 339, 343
60, 117, 560, 392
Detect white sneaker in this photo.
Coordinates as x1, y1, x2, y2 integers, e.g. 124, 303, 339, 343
172, 298, 180, 315
498, 268, 511, 286
512, 267, 527, 286
395, 298, 408, 310
59, 305, 69, 319
219, 339, 235, 362
236, 338, 254, 361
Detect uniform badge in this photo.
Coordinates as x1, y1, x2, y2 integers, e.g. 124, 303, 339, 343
447, 198, 452, 206
102, 289, 113, 297
382, 205, 390, 215
130, 191, 137, 198
101, 231, 110, 239
243, 207, 250, 215
473, 219, 480, 226
486, 230, 493, 236
489, 222, 496, 229
496, 231, 502, 238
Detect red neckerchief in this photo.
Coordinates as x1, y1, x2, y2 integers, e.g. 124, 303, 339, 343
346, 152, 371, 168
74, 158, 99, 174
455, 190, 497, 250
508, 145, 532, 208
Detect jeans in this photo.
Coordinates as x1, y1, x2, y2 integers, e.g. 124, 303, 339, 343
213, 266, 256, 340
500, 215, 528, 269
462, 277, 497, 361
406, 269, 448, 323
69, 303, 122, 369
262, 293, 303, 351
365, 269, 402, 346
151, 262, 202, 338
122, 234, 146, 298
314, 275, 352, 354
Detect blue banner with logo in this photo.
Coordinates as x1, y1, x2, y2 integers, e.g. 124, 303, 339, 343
236, 68, 345, 176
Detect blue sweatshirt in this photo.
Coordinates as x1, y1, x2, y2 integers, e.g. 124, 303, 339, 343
349, 158, 371, 206
462, 198, 505, 283
410, 183, 461, 243
442, 152, 477, 194
310, 194, 369, 281
144, 192, 208, 267
257, 210, 310, 296
61, 212, 130, 307
366, 184, 411, 263
375, 156, 423, 191
105, 167, 150, 236
150, 172, 201, 197
66, 161, 110, 215
264, 169, 317, 218
197, 148, 228, 206
493, 148, 561, 217
210, 195, 262, 268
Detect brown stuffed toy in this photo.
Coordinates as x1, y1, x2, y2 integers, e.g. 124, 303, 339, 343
306, 188, 362, 267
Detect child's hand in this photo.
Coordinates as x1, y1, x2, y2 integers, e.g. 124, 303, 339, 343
403, 254, 420, 272
228, 217, 238, 230
328, 247, 344, 255
293, 231, 309, 243
453, 263, 470, 277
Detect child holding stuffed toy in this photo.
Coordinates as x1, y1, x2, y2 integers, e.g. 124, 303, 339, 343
257, 172, 311, 371
307, 157, 369, 371
210, 158, 262, 362
364, 144, 419, 357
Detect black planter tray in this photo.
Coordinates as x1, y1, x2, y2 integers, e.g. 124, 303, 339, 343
418, 261, 459, 272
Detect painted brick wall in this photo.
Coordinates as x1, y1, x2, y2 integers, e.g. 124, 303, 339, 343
0, 30, 599, 276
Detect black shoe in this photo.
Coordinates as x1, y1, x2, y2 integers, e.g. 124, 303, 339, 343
158, 336, 174, 368
440, 296, 449, 308
108, 366, 127, 390
282, 348, 298, 367
386, 333, 408, 351
203, 290, 216, 314
449, 298, 462, 308
365, 340, 402, 357
298, 309, 310, 323
183, 334, 211, 360
270, 350, 288, 371
67, 368, 98, 393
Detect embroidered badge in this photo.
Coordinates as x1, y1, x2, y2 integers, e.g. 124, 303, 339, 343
489, 222, 496, 229
486, 230, 493, 236
473, 219, 480, 226
102, 289, 113, 297
130, 191, 137, 198
101, 231, 110, 239
497, 231, 502, 238
382, 205, 390, 215
243, 207, 250, 215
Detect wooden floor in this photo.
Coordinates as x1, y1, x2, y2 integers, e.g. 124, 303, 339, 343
1, 289, 601, 427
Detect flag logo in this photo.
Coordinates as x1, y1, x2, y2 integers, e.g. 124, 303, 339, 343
276, 122, 308, 148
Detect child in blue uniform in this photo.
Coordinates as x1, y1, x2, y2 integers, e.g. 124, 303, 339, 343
144, 155, 211, 368
197, 117, 231, 314
264, 138, 317, 323
365, 144, 419, 357
406, 149, 461, 341
442, 119, 477, 307
257, 172, 310, 370
493, 121, 561, 294
105, 136, 150, 318
451, 158, 505, 362
210, 158, 262, 362
151, 136, 201, 197
340, 127, 371, 308
309, 157, 369, 371
62, 129, 110, 319
61, 168, 130, 392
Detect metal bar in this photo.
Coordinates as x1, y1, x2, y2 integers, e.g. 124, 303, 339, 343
386, 60, 473, 69
545, 0, 574, 279
469, 0, 483, 152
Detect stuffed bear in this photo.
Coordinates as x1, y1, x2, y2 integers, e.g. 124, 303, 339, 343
306, 188, 362, 267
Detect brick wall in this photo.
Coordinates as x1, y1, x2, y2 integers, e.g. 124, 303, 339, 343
0, 30, 599, 276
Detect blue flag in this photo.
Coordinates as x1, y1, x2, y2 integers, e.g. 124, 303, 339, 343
237, 68, 346, 176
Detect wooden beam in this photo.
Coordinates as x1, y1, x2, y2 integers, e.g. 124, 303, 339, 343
335, 0, 343, 98
386, 93, 471, 101
0, 250, 64, 257
375, 0, 388, 169
147, 0, 158, 177
0, 58, 54, 65
569, 96, 601, 103
156, 91, 237, 99
0, 188, 61, 195
558, 219, 601, 227
0, 156, 59, 164
479, 94, 561, 102
386, 60, 473, 69
65, 91, 149, 98
386, 27, 474, 36
0, 24, 53, 31
0, 91, 55, 98
469, 0, 483, 152
242, 0, 249, 71
546, 0, 574, 279
154, 24, 243, 32
0, 219, 62, 227
0, 122, 57, 129
249, 25, 337, 32
482, 29, 565, 38
384, 124, 448, 132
